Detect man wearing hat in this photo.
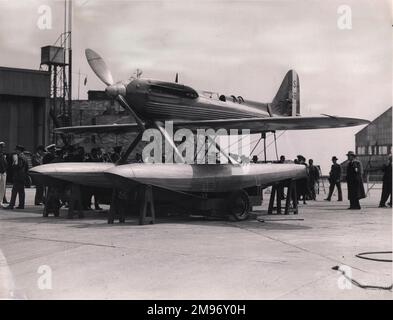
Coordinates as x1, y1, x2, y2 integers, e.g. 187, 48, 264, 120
32, 145, 45, 205
346, 151, 365, 210
296, 155, 309, 204
0, 141, 8, 207
110, 146, 123, 163
308, 159, 320, 200
43, 144, 56, 164
4, 145, 28, 210
379, 154, 392, 208
325, 156, 343, 201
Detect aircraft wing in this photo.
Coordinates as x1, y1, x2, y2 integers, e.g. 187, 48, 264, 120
54, 115, 368, 135
174, 115, 369, 133
54, 123, 139, 135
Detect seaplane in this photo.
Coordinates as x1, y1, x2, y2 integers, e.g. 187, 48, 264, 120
30, 49, 369, 222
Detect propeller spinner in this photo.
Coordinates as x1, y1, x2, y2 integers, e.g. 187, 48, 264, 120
85, 49, 145, 130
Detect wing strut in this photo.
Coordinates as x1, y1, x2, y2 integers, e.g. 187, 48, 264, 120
117, 131, 144, 165
207, 136, 239, 165
154, 121, 185, 164
250, 135, 263, 157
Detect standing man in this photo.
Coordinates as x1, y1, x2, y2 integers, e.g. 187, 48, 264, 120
111, 146, 123, 163
4, 145, 28, 210
0, 141, 8, 207
296, 155, 308, 204
42, 144, 61, 217
135, 153, 143, 163
379, 154, 392, 208
346, 151, 365, 210
325, 156, 343, 201
308, 159, 320, 200
32, 145, 45, 205
43, 144, 56, 164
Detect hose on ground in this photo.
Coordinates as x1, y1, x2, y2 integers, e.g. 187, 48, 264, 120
331, 251, 392, 291
332, 266, 392, 291
355, 251, 392, 263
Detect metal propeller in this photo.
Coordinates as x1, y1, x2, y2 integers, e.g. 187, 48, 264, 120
85, 49, 114, 86
85, 48, 145, 131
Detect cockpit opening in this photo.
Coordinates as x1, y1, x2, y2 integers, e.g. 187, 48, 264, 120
200, 91, 245, 104
149, 83, 198, 99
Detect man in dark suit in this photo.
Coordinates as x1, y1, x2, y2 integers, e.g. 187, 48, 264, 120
32, 145, 45, 205
296, 155, 308, 204
0, 141, 8, 207
4, 145, 28, 210
379, 154, 392, 208
110, 146, 123, 163
308, 159, 320, 200
325, 156, 343, 201
346, 151, 365, 210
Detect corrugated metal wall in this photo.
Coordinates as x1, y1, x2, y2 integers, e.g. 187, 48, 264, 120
0, 67, 50, 153
0, 95, 47, 153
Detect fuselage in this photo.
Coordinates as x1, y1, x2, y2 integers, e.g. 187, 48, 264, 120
111, 79, 272, 121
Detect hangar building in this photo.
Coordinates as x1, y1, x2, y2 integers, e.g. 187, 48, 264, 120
0, 66, 50, 153
341, 107, 392, 181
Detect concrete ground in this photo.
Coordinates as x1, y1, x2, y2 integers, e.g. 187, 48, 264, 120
0, 185, 391, 300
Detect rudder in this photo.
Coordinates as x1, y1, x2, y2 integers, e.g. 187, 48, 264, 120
270, 70, 300, 116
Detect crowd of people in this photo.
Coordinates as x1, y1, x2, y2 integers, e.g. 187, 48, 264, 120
323, 151, 391, 210
0, 139, 391, 214
251, 151, 392, 210
0, 141, 142, 212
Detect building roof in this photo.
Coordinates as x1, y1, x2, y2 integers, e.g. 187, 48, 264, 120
356, 107, 392, 137
0, 66, 50, 98
355, 107, 392, 146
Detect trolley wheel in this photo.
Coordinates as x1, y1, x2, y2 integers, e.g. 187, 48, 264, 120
228, 190, 250, 221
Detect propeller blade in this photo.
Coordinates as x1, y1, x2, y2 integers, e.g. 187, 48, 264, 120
116, 94, 145, 131
85, 48, 145, 132
85, 48, 114, 86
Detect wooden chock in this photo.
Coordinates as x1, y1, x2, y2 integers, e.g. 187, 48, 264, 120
138, 185, 155, 225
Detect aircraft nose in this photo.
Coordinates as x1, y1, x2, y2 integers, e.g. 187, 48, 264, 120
105, 83, 126, 97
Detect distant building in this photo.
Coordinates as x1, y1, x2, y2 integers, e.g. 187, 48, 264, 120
70, 91, 143, 158
0, 66, 50, 153
341, 107, 392, 181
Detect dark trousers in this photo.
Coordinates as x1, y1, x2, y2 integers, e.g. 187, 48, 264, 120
327, 181, 343, 200
380, 181, 392, 206
309, 181, 317, 200
35, 184, 44, 205
349, 198, 361, 209
10, 182, 25, 208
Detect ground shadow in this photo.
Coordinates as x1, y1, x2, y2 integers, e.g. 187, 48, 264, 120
1, 206, 312, 231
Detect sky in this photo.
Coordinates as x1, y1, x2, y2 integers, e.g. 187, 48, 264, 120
0, 0, 391, 173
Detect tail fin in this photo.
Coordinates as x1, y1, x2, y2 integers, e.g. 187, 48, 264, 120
270, 70, 300, 116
